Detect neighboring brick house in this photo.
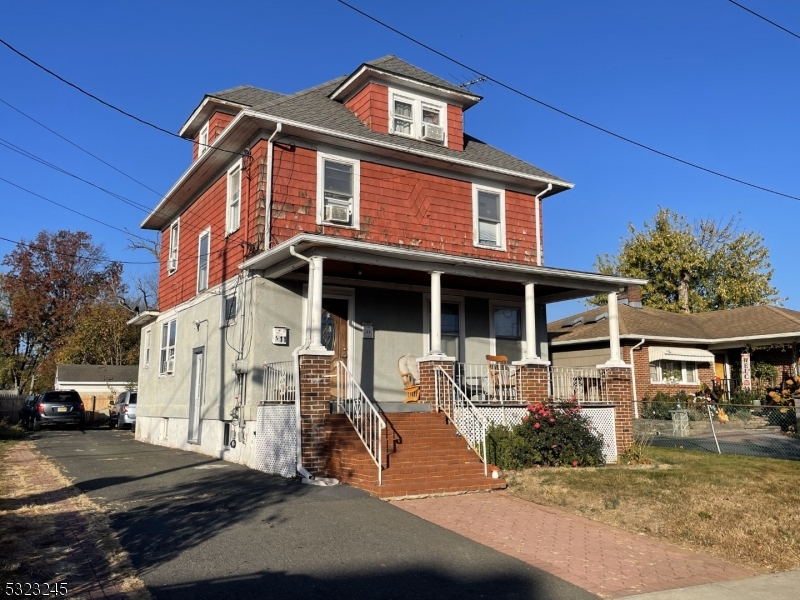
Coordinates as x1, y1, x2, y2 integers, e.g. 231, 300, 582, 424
549, 287, 800, 408
128, 56, 644, 495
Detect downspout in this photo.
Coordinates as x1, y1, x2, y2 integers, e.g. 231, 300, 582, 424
535, 183, 552, 266
264, 123, 282, 250
629, 338, 646, 419
288, 245, 335, 485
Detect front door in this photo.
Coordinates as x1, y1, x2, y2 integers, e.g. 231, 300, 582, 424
188, 347, 204, 444
322, 298, 349, 397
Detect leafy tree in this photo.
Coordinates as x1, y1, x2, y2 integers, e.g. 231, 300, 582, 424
55, 302, 140, 366
0, 230, 124, 392
592, 208, 781, 313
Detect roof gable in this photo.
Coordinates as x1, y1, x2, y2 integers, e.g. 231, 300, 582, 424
56, 364, 139, 384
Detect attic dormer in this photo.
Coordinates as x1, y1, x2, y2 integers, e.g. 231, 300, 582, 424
330, 56, 480, 152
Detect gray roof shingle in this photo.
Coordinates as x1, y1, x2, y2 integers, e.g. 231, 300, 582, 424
56, 364, 139, 384
249, 77, 568, 185
208, 85, 283, 107
364, 55, 478, 97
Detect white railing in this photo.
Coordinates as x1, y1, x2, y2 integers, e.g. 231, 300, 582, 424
263, 361, 295, 403
452, 362, 519, 405
549, 366, 605, 403
334, 361, 386, 485
434, 366, 488, 476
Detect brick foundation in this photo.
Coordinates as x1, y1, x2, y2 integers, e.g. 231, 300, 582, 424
516, 362, 550, 404
417, 358, 455, 409
298, 353, 333, 475
599, 366, 635, 455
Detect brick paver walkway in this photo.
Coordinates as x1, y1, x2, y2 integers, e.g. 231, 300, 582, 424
4, 444, 129, 600
394, 492, 757, 598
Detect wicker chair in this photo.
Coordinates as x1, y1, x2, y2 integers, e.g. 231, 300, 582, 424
397, 354, 421, 403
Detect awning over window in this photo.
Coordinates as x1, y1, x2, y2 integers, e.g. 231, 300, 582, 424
648, 346, 714, 364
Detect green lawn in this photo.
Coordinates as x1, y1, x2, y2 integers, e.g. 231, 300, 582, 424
508, 447, 800, 572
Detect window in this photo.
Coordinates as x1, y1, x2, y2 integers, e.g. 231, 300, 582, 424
168, 220, 180, 274
423, 295, 464, 361
473, 184, 506, 250
198, 122, 209, 157
159, 319, 177, 376
650, 360, 698, 384
197, 229, 210, 293
492, 306, 523, 362
143, 328, 151, 367
226, 161, 241, 234
221, 292, 237, 327
388, 88, 447, 144
316, 150, 360, 228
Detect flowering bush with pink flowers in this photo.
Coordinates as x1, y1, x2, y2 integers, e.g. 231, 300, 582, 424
486, 402, 604, 469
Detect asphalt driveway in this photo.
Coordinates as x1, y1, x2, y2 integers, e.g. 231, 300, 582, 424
33, 429, 597, 600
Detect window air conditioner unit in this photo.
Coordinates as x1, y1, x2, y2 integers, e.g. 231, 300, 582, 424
325, 204, 351, 224
422, 124, 444, 143
168, 257, 177, 272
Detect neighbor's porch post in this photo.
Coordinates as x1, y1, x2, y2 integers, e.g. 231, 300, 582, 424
429, 270, 444, 356
308, 255, 326, 352
605, 291, 626, 367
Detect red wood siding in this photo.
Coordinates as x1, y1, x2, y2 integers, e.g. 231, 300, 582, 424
269, 146, 542, 264
209, 112, 234, 144
345, 83, 389, 134
159, 141, 266, 311
447, 104, 464, 151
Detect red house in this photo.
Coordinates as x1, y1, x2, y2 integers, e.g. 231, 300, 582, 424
129, 56, 643, 497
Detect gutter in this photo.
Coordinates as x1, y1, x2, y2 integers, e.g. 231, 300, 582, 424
534, 183, 552, 266
264, 124, 282, 249
629, 339, 645, 419
551, 331, 800, 346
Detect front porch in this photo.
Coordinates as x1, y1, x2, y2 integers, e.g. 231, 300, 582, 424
245, 235, 643, 496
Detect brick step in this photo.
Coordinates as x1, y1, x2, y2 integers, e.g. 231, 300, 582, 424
357, 479, 507, 499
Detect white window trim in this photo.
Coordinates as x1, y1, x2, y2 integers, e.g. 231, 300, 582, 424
198, 122, 209, 157
159, 319, 177, 377
472, 183, 507, 251
143, 327, 151, 368
167, 218, 180, 275
226, 159, 242, 235
422, 294, 466, 362
650, 360, 698, 385
220, 288, 238, 328
196, 228, 211, 294
316, 149, 361, 230
488, 301, 527, 358
387, 86, 447, 145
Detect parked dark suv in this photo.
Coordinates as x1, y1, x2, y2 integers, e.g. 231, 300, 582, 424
27, 390, 85, 430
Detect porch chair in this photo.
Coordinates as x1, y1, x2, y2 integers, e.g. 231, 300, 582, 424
485, 355, 517, 404
397, 354, 421, 403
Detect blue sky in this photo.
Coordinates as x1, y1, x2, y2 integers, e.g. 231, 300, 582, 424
0, 1, 797, 320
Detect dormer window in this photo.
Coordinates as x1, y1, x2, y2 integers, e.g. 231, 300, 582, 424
388, 88, 446, 145
198, 122, 209, 157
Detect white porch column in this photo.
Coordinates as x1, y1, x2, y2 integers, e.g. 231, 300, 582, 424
429, 270, 444, 356
308, 256, 326, 352
524, 282, 539, 361
603, 291, 627, 367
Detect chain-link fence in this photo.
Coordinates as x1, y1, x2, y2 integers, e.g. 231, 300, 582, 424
634, 400, 800, 460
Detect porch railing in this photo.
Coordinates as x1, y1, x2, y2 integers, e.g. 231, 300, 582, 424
452, 362, 519, 405
334, 361, 386, 485
549, 366, 605, 403
263, 361, 295, 403
434, 366, 488, 476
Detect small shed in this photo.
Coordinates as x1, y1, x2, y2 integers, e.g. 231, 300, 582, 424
55, 364, 139, 410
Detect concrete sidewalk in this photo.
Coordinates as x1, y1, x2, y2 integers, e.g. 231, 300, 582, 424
623, 569, 800, 599
32, 429, 597, 600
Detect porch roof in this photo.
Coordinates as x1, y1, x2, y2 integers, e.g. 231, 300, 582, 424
240, 234, 646, 303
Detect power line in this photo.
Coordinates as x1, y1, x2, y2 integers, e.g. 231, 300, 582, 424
0, 136, 153, 213
726, 0, 800, 40
0, 234, 158, 265
0, 96, 163, 196
0, 36, 244, 156
0, 175, 152, 242
336, 0, 800, 202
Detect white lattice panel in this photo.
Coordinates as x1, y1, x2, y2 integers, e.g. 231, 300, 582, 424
255, 404, 296, 478
475, 405, 617, 464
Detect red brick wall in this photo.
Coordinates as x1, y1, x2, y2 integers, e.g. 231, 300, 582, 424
159, 141, 267, 311
299, 354, 333, 475
345, 83, 389, 134
626, 343, 714, 400
269, 145, 542, 264
517, 363, 549, 403
447, 104, 464, 152
600, 367, 635, 454
751, 346, 797, 384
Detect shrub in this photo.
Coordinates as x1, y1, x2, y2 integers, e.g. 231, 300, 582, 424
730, 388, 766, 405
0, 419, 27, 441
486, 402, 604, 469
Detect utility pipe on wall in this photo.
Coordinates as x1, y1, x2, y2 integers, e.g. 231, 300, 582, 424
534, 183, 552, 266
629, 338, 645, 419
264, 123, 283, 250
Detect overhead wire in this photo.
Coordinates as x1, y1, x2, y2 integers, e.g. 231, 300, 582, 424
726, 0, 800, 40
0, 234, 158, 265
335, 0, 800, 202
0, 36, 245, 157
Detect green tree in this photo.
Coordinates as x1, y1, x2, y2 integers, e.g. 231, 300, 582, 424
55, 302, 140, 366
592, 208, 781, 313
